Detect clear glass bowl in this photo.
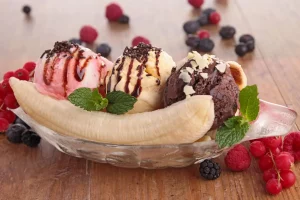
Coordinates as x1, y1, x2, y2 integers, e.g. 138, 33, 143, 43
14, 100, 297, 169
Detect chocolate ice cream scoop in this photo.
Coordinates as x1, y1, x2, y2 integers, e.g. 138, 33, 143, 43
163, 51, 240, 129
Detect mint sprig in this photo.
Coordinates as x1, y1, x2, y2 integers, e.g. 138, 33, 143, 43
216, 85, 259, 148
68, 88, 137, 115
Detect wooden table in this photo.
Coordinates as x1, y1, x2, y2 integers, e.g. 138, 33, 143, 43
1, 0, 300, 199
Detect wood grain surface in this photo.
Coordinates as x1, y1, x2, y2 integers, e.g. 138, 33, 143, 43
1, 0, 300, 199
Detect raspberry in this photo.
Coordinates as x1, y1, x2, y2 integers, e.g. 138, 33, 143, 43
263, 168, 278, 182
188, 0, 204, 8
197, 30, 210, 39
283, 132, 300, 161
4, 94, 19, 109
224, 144, 251, 171
0, 87, 6, 99
0, 110, 16, 123
1, 79, 13, 94
0, 118, 9, 132
105, 3, 123, 21
262, 136, 282, 149
14, 68, 30, 81
79, 25, 98, 44
132, 36, 150, 47
249, 141, 266, 158
274, 152, 293, 170
3, 71, 14, 80
259, 153, 273, 171
0, 98, 7, 111
209, 12, 221, 24
280, 170, 296, 188
266, 179, 282, 195
23, 61, 36, 73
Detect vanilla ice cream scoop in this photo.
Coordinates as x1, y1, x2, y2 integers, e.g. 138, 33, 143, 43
34, 41, 113, 99
105, 43, 175, 113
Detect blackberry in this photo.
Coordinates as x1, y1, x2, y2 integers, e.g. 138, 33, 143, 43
22, 130, 41, 147
185, 35, 201, 48
239, 34, 255, 43
6, 124, 27, 143
197, 14, 209, 26
14, 117, 30, 129
197, 38, 214, 52
69, 38, 82, 45
235, 43, 248, 57
219, 26, 236, 39
96, 43, 112, 58
199, 159, 221, 180
22, 5, 31, 15
118, 15, 130, 24
183, 21, 200, 34
246, 41, 255, 52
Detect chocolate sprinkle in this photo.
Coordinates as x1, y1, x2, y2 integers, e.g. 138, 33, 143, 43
123, 43, 161, 63
41, 41, 77, 59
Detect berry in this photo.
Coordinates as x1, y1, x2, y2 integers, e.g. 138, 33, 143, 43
197, 38, 215, 52
262, 136, 282, 149
199, 159, 221, 180
0, 110, 16, 124
14, 68, 30, 81
132, 36, 150, 47
22, 130, 41, 147
202, 8, 216, 17
275, 152, 293, 170
188, 0, 204, 8
279, 152, 294, 164
14, 117, 30, 129
263, 168, 278, 182
118, 15, 130, 24
183, 21, 200, 34
280, 170, 296, 188
79, 25, 98, 44
235, 43, 248, 57
0, 87, 6, 99
239, 34, 255, 43
249, 141, 266, 158
224, 144, 251, 171
259, 153, 273, 171
219, 26, 236, 39
0, 98, 6, 111
105, 3, 123, 21
266, 179, 282, 195
3, 71, 14, 80
69, 38, 82, 45
4, 94, 19, 109
1, 79, 13, 94
246, 41, 255, 52
6, 124, 27, 143
22, 5, 31, 15
270, 147, 281, 156
0, 118, 9, 132
23, 62, 36, 73
197, 30, 210, 39
283, 132, 300, 161
209, 12, 221, 24
96, 43, 111, 58
197, 14, 209, 26
185, 36, 201, 48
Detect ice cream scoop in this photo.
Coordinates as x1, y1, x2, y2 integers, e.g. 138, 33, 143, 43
34, 41, 113, 99
164, 51, 245, 129
105, 43, 175, 113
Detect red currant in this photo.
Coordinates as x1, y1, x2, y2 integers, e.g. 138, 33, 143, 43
23, 61, 36, 73
197, 30, 210, 39
259, 153, 273, 171
263, 168, 278, 182
275, 152, 293, 170
266, 179, 282, 195
262, 137, 282, 149
250, 141, 267, 158
14, 68, 30, 81
0, 79, 13, 94
3, 71, 14, 80
280, 170, 296, 188
0, 118, 9, 132
0, 87, 6, 99
0, 110, 16, 123
209, 12, 221, 24
279, 152, 294, 163
270, 147, 281, 156
4, 94, 19, 109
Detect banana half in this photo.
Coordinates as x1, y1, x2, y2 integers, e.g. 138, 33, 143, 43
10, 78, 215, 145
227, 61, 247, 90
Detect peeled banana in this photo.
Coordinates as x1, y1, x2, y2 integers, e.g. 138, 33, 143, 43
227, 61, 247, 90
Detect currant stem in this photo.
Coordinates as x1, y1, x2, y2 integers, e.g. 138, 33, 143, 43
269, 149, 281, 184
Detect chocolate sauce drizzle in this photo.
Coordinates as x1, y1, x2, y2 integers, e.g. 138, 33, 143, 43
124, 59, 134, 94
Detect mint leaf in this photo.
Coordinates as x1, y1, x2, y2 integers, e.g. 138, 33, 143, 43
68, 88, 108, 111
106, 91, 137, 115
216, 117, 250, 148
239, 85, 259, 122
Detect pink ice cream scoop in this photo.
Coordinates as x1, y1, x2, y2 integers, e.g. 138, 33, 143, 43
34, 41, 113, 99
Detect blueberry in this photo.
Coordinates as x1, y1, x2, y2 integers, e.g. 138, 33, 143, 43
183, 21, 200, 34
96, 43, 111, 58
235, 43, 248, 57
246, 41, 255, 52
219, 26, 236, 39
6, 124, 27, 143
22, 130, 41, 147
197, 38, 215, 52
185, 36, 201, 48
118, 15, 130, 24
22, 5, 31, 15
14, 117, 30, 129
202, 8, 216, 17
239, 34, 255, 43
69, 38, 82, 45
197, 14, 209, 26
